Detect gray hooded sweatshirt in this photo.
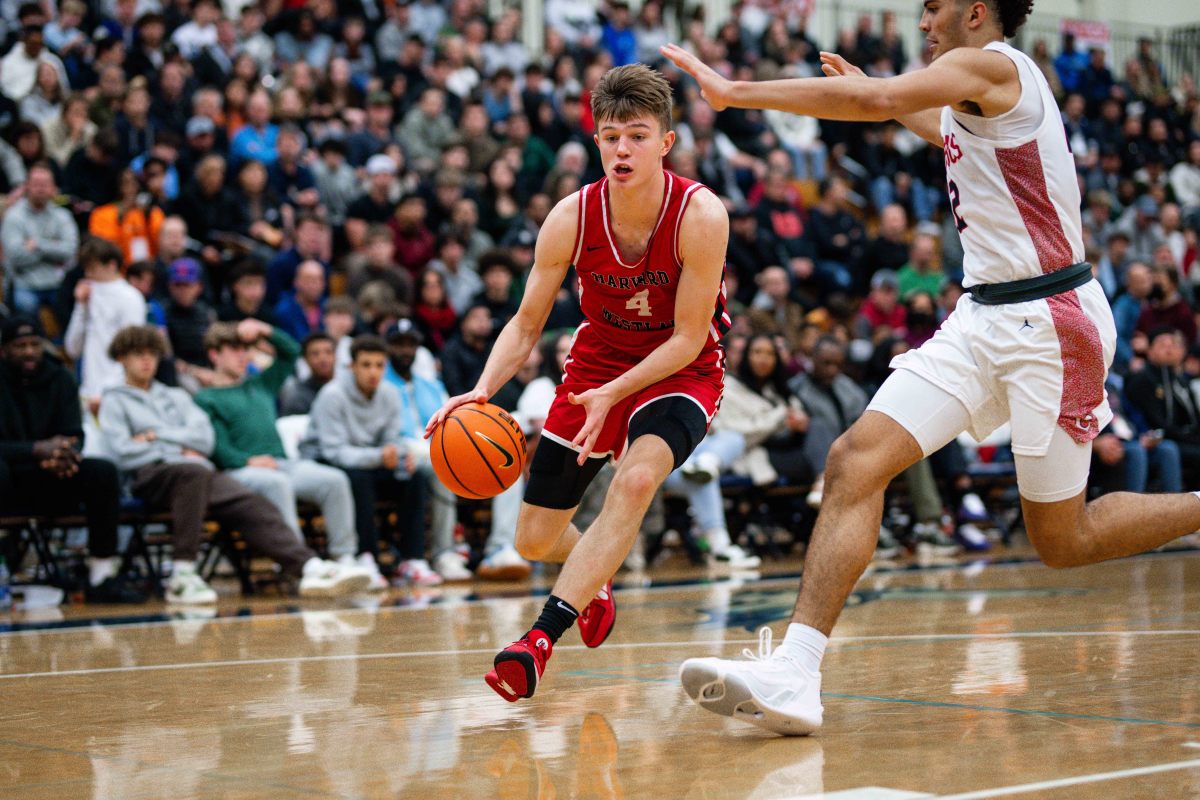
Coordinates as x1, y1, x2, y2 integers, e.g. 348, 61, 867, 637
300, 371, 402, 469
99, 381, 216, 473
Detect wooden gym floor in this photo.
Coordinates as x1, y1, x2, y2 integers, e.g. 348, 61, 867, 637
3, 544, 1200, 799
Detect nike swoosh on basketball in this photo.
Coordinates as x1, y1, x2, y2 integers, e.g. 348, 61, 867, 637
474, 432, 515, 468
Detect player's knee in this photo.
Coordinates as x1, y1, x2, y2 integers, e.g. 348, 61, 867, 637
514, 528, 552, 561
611, 463, 661, 504
824, 432, 889, 494
1028, 523, 1092, 569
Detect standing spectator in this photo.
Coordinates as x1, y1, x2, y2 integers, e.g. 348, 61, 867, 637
300, 335, 441, 586
2, 162, 78, 316
273, 260, 326, 342
101, 325, 373, 602
280, 332, 336, 416
0, 316, 141, 603
64, 238, 146, 412
195, 320, 384, 588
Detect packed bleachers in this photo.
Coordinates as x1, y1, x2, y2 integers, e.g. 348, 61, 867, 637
0, 0, 1198, 602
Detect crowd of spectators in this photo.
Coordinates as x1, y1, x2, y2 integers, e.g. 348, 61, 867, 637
0, 0, 1199, 601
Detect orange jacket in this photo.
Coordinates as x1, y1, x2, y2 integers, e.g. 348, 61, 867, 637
88, 203, 165, 267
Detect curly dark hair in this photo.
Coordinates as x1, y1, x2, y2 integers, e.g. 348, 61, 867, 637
108, 325, 167, 360
989, 0, 1035, 38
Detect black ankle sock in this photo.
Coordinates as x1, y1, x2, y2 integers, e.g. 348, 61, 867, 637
532, 595, 579, 644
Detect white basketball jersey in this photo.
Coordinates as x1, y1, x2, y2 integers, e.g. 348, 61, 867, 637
939, 41, 1084, 286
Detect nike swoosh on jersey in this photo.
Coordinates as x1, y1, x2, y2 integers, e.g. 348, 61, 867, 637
475, 432, 515, 468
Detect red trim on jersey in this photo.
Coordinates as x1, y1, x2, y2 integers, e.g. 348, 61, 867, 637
994, 140, 1073, 274
600, 172, 673, 269
672, 183, 705, 269
997, 139, 1104, 445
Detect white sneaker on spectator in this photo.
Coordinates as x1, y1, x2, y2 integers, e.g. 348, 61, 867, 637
475, 545, 532, 581
338, 553, 389, 591
398, 558, 444, 587
299, 557, 372, 597
681, 452, 721, 484
710, 544, 762, 569
433, 550, 473, 582
166, 568, 218, 605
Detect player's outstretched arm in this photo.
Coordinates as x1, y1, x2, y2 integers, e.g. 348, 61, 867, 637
661, 43, 1016, 125
567, 189, 729, 462
424, 194, 577, 437
819, 52, 942, 146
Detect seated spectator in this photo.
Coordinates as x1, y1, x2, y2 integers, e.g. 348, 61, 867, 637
1091, 388, 1182, 495
904, 290, 940, 348
1137, 265, 1196, 345
747, 265, 807, 356
726, 202, 790, 306
858, 204, 911, 293
41, 93, 96, 168
164, 257, 217, 388
1112, 262, 1151, 374
345, 154, 400, 251
299, 335, 441, 586
311, 138, 357, 232
441, 304, 493, 396
281, 332, 336, 416
64, 238, 147, 413
1126, 328, 1200, 480
100, 325, 372, 602
173, 154, 249, 278
897, 232, 943, 300
233, 159, 285, 251
0, 316, 142, 603
391, 194, 437, 277
218, 258, 277, 326
266, 213, 330, 305
267, 124, 319, 209
1116, 194, 1167, 264
397, 87, 456, 172
273, 260, 326, 342
87, 167, 164, 265
229, 89, 279, 168
151, 216, 196, 295
806, 175, 861, 295
472, 250, 521, 331
1, 162, 78, 316
194, 320, 385, 588
429, 233, 480, 315
345, 224, 413, 304
855, 269, 906, 342
413, 268, 458, 354
63, 128, 121, 220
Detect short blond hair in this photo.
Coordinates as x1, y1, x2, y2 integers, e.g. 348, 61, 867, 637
590, 64, 673, 136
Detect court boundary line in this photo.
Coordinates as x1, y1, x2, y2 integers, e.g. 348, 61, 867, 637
5, 629, 1200, 680
932, 757, 1200, 799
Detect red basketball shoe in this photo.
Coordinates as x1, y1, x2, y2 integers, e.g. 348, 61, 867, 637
485, 630, 553, 702
578, 579, 616, 648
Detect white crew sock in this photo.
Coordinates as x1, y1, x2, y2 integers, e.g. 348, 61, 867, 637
777, 623, 828, 674
89, 556, 118, 587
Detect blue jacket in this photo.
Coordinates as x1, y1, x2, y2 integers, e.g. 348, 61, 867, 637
384, 362, 448, 441
1111, 292, 1144, 373
273, 293, 324, 342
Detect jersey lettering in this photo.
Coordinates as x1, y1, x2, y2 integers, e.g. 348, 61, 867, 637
943, 133, 964, 166
626, 289, 652, 317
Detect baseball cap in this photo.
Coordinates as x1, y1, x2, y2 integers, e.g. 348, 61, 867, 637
502, 228, 536, 248
871, 269, 900, 290
0, 314, 44, 346
169, 257, 202, 284
185, 116, 215, 137
385, 318, 423, 344
1136, 195, 1159, 217
365, 154, 398, 176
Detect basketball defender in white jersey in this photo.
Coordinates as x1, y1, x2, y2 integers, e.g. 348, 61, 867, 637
663, 0, 1200, 735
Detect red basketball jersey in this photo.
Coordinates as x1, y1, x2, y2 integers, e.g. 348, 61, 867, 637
568, 170, 731, 361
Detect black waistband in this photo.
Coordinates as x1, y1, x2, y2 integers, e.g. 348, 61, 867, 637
966, 262, 1093, 305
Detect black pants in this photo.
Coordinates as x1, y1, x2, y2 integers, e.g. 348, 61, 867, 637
342, 467, 428, 560
0, 457, 121, 557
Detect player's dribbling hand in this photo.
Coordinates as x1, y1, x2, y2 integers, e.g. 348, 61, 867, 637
567, 387, 615, 466
424, 388, 489, 439
659, 44, 733, 111
819, 52, 866, 79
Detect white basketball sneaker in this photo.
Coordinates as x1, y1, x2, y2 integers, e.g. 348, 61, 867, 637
679, 628, 823, 735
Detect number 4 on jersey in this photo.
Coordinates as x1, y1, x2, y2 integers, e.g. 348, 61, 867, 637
626, 289, 652, 317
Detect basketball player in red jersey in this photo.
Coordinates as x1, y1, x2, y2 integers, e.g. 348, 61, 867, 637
425, 64, 730, 702
663, 0, 1200, 735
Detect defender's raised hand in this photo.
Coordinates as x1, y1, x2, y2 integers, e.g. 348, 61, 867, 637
820, 52, 866, 78
660, 43, 733, 111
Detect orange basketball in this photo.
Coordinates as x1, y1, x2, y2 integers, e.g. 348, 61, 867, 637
430, 403, 527, 499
